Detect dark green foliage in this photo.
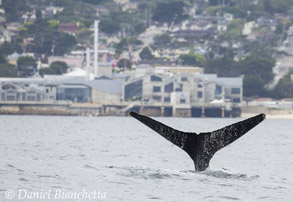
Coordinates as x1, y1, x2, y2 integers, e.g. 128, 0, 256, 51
17, 56, 37, 77
0, 63, 17, 77
153, 34, 171, 50
152, 1, 188, 24
2, 0, 30, 22
139, 47, 154, 60
39, 61, 69, 76
39, 68, 55, 76
204, 56, 239, 77
81, 0, 107, 5
118, 58, 131, 69
0, 42, 23, 56
100, 19, 120, 35
115, 37, 143, 54
50, 61, 69, 74
238, 53, 275, 85
208, 0, 220, 6
204, 51, 275, 97
20, 19, 76, 56
55, 1, 97, 27
0, 50, 6, 64
36, 8, 42, 19
53, 34, 77, 56
271, 71, 293, 98
179, 54, 197, 66
243, 75, 267, 97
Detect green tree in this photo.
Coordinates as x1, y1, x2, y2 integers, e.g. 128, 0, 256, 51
139, 47, 154, 60
239, 53, 275, 85
117, 58, 131, 69
152, 1, 188, 25
39, 61, 69, 76
81, 0, 108, 5
50, 61, 69, 74
204, 56, 239, 77
100, 19, 120, 35
2, 0, 30, 22
243, 75, 267, 97
0, 63, 17, 77
39, 68, 55, 76
153, 34, 171, 50
36, 8, 42, 19
0, 42, 23, 55
0, 50, 6, 64
48, 20, 59, 30
271, 71, 293, 98
53, 33, 77, 56
17, 56, 37, 77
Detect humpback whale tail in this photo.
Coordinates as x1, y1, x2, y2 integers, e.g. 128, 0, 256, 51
129, 111, 265, 171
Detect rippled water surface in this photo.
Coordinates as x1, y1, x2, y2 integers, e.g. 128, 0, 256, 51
1, 115, 293, 202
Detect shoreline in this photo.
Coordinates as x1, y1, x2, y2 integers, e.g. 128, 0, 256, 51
241, 112, 293, 119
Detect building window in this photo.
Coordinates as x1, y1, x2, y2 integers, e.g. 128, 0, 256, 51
198, 84, 202, 88
180, 99, 186, 104
125, 79, 143, 100
151, 75, 162, 82
164, 83, 173, 93
164, 97, 170, 102
232, 97, 241, 103
181, 77, 187, 82
153, 95, 161, 101
232, 88, 240, 94
215, 85, 222, 95
153, 86, 161, 92
198, 91, 203, 98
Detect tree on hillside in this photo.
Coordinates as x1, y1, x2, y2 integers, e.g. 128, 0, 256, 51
17, 56, 37, 77
139, 47, 154, 60
0, 63, 17, 78
20, 19, 77, 56
271, 71, 293, 98
204, 56, 239, 77
238, 53, 275, 85
39, 61, 69, 76
153, 34, 171, 50
100, 19, 120, 35
53, 33, 77, 56
178, 53, 206, 66
243, 75, 267, 97
152, 1, 188, 25
81, 0, 108, 5
2, 0, 30, 22
50, 61, 69, 74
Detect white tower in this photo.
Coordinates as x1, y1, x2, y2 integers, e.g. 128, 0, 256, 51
86, 48, 90, 80
94, 20, 100, 78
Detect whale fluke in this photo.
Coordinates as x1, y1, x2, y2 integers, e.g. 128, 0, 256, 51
129, 111, 265, 171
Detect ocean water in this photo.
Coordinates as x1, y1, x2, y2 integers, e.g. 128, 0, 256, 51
0, 115, 293, 202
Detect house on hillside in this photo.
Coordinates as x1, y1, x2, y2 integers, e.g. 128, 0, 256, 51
58, 24, 79, 35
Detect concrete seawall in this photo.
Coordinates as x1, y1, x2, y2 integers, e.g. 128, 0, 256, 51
0, 102, 242, 117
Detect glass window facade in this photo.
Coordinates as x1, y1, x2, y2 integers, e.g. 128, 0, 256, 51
153, 86, 161, 92
232, 88, 241, 94
57, 86, 91, 103
151, 75, 162, 82
198, 91, 203, 98
215, 85, 222, 95
124, 79, 143, 100
164, 83, 173, 93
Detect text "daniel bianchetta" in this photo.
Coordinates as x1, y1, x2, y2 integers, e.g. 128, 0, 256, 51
5, 189, 107, 200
